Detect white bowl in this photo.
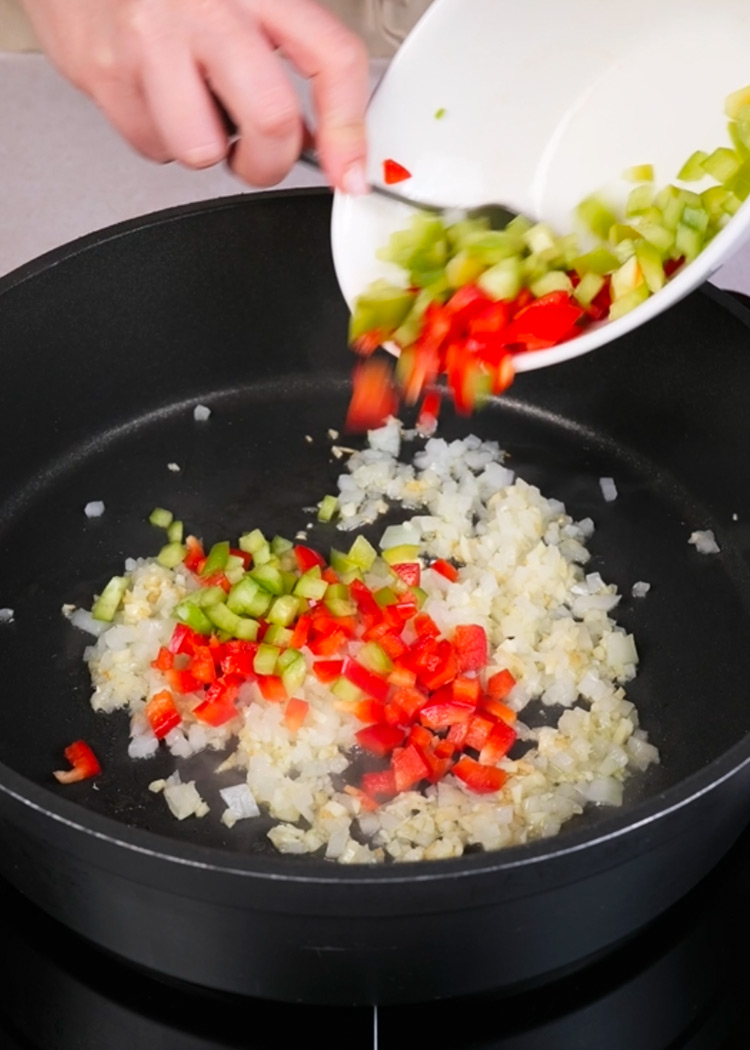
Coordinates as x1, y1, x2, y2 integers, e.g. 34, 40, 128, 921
332, 0, 750, 371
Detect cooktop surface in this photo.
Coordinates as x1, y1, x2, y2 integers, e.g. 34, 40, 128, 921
2, 816, 750, 1049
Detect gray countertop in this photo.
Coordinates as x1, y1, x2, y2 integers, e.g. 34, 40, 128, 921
2, 52, 750, 297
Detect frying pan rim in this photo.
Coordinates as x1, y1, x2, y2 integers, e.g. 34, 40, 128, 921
0, 188, 748, 886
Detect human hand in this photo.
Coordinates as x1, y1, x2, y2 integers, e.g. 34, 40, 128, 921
21, 0, 370, 192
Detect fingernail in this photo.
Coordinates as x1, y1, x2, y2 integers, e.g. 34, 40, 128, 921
342, 162, 370, 196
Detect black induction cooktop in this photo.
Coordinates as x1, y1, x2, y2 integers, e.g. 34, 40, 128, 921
2, 814, 750, 1050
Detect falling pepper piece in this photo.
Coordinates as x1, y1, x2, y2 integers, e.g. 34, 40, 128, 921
345, 359, 399, 433
383, 158, 412, 185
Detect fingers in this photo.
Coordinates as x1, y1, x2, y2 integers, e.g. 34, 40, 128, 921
138, 29, 230, 170
251, 0, 370, 192
85, 75, 171, 163
23, 0, 369, 190
195, 14, 304, 186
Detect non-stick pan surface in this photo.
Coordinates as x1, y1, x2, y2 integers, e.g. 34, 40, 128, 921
1, 190, 750, 1003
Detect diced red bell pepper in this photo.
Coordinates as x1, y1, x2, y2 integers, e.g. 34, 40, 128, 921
391, 684, 429, 719
363, 617, 394, 642
199, 571, 231, 594
219, 640, 258, 678
467, 298, 511, 337
418, 746, 454, 784
53, 740, 102, 784
383, 701, 408, 726
165, 668, 201, 694
419, 699, 475, 729
401, 633, 435, 672
183, 535, 206, 573
447, 721, 469, 750
427, 683, 454, 706
289, 613, 311, 650
208, 634, 226, 665
399, 345, 433, 406
312, 659, 344, 683
284, 697, 309, 733
361, 769, 397, 800
501, 291, 584, 351
388, 665, 417, 689
482, 696, 517, 724
189, 645, 218, 684
193, 696, 237, 726
445, 283, 493, 326
352, 330, 386, 356
293, 545, 326, 573
413, 613, 440, 638
151, 646, 175, 671
344, 659, 390, 703
391, 744, 430, 792
308, 629, 348, 656
416, 390, 442, 435
257, 675, 287, 702
329, 613, 358, 636
255, 619, 270, 642
585, 277, 612, 322
452, 676, 481, 706
217, 673, 244, 698
168, 623, 203, 656
356, 723, 406, 757
353, 698, 385, 725
383, 158, 412, 184
434, 737, 456, 759
417, 639, 458, 692
382, 598, 417, 627
479, 720, 517, 765
378, 632, 408, 661
229, 547, 253, 569
448, 349, 486, 416
464, 714, 495, 752
349, 579, 381, 618
430, 559, 459, 583
452, 756, 507, 794
145, 689, 182, 739
492, 353, 515, 395
408, 724, 434, 751
487, 669, 516, 701
452, 624, 488, 672
418, 302, 453, 358
193, 673, 244, 726
391, 563, 421, 587
346, 359, 399, 432
309, 605, 351, 633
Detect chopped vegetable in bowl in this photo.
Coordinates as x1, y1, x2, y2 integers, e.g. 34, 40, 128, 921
346, 85, 750, 428
62, 422, 659, 864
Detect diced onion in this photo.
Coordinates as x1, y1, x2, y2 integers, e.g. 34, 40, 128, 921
220, 783, 261, 820
688, 529, 720, 554
70, 608, 108, 637
163, 774, 208, 820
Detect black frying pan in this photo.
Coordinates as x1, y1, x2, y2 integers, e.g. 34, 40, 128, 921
1, 189, 750, 1004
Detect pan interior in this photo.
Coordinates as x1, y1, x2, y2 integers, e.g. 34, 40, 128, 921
1, 191, 750, 864
0, 376, 748, 858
